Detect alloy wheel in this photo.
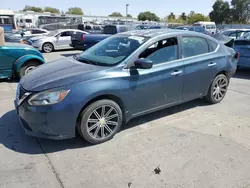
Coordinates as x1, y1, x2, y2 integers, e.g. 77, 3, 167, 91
87, 105, 119, 140
212, 76, 228, 101
43, 43, 53, 52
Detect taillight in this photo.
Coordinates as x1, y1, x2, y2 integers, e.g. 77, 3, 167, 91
235, 52, 240, 61
82, 35, 85, 41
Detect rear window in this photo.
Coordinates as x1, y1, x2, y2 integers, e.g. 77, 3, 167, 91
103, 26, 117, 34
181, 36, 209, 58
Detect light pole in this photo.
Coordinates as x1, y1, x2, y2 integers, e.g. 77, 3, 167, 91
126, 4, 129, 25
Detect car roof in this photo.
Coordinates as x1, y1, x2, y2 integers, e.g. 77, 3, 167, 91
121, 29, 190, 38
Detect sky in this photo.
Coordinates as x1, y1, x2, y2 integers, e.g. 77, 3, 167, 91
1, 0, 216, 18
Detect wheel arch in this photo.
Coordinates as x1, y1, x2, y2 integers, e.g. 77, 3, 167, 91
76, 94, 127, 129
13, 55, 45, 74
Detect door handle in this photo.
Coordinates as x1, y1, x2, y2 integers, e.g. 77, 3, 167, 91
171, 70, 183, 76
208, 62, 217, 67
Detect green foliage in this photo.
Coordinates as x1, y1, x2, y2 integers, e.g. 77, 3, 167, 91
23, 5, 43, 12
210, 0, 250, 24
109, 12, 123, 17
168, 12, 176, 20
66, 7, 83, 15
180, 12, 187, 21
166, 11, 209, 24
43, 7, 60, 14
188, 12, 210, 24
138, 11, 160, 21
231, 0, 250, 23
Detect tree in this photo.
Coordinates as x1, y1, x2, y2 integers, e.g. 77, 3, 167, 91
230, 0, 250, 23
127, 14, 132, 18
209, 0, 230, 24
187, 11, 210, 24
138, 11, 160, 21
23, 5, 42, 12
109, 12, 123, 17
168, 12, 176, 20
180, 12, 187, 21
43, 7, 60, 14
66, 7, 83, 15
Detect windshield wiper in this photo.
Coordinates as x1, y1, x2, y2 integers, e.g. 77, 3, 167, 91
75, 56, 97, 65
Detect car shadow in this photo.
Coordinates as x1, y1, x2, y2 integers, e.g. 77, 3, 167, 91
0, 78, 19, 83
234, 68, 250, 80
0, 99, 208, 155
0, 99, 207, 155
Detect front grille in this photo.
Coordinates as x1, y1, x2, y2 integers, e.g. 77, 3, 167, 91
19, 87, 26, 100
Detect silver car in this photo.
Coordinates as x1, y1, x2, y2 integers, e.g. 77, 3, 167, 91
29, 29, 89, 53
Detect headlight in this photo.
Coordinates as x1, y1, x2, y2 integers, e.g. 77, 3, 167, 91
28, 88, 70, 106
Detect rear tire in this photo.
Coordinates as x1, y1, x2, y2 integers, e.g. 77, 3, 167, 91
42, 42, 54, 53
19, 61, 41, 78
77, 99, 123, 144
204, 74, 229, 104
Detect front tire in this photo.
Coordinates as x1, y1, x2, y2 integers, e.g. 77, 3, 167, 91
204, 74, 229, 104
42, 42, 54, 53
19, 61, 41, 78
77, 99, 123, 144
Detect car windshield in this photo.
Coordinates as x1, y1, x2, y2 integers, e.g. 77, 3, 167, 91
47, 30, 59, 36
78, 35, 149, 66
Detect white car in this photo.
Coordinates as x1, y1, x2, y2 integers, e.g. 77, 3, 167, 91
29, 29, 89, 53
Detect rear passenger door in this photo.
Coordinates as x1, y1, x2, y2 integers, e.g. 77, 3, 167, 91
181, 36, 218, 101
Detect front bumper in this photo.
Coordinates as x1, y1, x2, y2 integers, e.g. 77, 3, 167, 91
30, 42, 43, 51
14, 99, 76, 140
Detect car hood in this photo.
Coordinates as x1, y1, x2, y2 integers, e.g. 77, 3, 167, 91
20, 57, 109, 91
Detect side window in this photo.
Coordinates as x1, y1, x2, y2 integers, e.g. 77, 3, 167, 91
32, 30, 46, 34
207, 39, 218, 52
60, 31, 71, 37
181, 37, 209, 58
139, 37, 178, 65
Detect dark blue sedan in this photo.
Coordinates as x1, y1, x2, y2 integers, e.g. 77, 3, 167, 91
234, 32, 250, 68
15, 29, 238, 144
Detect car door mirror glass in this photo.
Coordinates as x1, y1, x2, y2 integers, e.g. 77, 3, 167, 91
134, 58, 153, 69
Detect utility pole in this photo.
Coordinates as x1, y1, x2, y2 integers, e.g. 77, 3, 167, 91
126, 4, 129, 25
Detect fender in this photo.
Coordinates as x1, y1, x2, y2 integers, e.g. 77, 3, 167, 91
13, 55, 45, 73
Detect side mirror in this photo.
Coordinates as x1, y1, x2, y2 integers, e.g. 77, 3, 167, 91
134, 58, 153, 69
21, 33, 24, 37
56, 35, 60, 39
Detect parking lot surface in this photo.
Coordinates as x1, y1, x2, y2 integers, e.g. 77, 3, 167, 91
1, 50, 250, 188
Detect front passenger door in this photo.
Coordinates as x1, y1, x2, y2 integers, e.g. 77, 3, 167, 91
56, 31, 71, 49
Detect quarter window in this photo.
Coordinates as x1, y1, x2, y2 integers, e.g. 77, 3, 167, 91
207, 40, 218, 52
139, 37, 178, 65
181, 37, 209, 58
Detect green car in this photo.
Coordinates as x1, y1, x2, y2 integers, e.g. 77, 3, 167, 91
0, 43, 45, 79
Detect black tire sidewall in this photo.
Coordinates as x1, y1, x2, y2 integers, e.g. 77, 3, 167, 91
43, 43, 53, 53
19, 62, 40, 78
78, 99, 123, 144
207, 74, 228, 104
